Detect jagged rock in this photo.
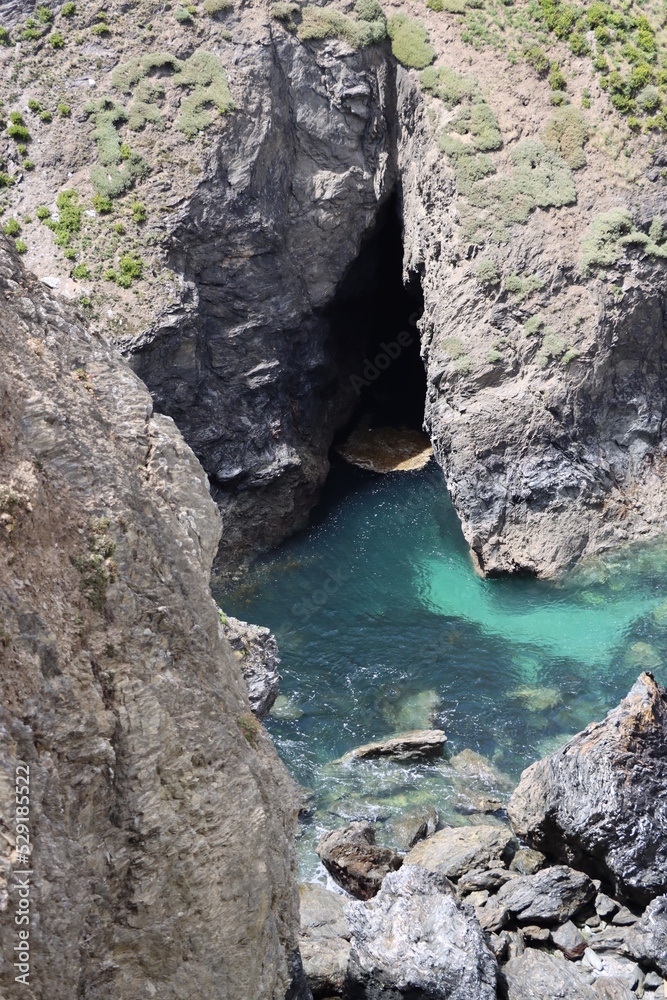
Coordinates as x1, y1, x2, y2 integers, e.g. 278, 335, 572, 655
591, 956, 641, 991
623, 895, 667, 975
341, 729, 447, 762
474, 896, 510, 932
510, 848, 546, 875
508, 674, 667, 904
522, 925, 551, 943
610, 906, 638, 926
0, 246, 300, 999
592, 979, 636, 1000
458, 866, 517, 895
344, 865, 498, 999
496, 865, 596, 924
504, 948, 598, 999
221, 613, 281, 718
552, 920, 587, 959
299, 884, 350, 998
316, 823, 402, 900
595, 893, 619, 920
405, 825, 516, 881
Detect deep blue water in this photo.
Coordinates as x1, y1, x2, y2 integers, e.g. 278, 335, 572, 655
215, 459, 667, 877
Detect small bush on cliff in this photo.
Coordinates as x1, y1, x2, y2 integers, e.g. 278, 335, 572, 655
476, 259, 500, 286
70, 516, 116, 612
3, 218, 20, 236
298, 5, 386, 46
271, 3, 299, 30
420, 65, 481, 107
84, 97, 129, 164
541, 106, 588, 169
15, 239, 27, 254
450, 102, 502, 151
237, 712, 261, 747
535, 330, 567, 368
580, 210, 667, 274
387, 14, 435, 68
204, 0, 232, 12
173, 51, 235, 135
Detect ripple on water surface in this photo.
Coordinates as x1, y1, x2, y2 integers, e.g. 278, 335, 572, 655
216, 459, 667, 879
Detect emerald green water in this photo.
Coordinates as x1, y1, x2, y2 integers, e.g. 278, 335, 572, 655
216, 459, 667, 879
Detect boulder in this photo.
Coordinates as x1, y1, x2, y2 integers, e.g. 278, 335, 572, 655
220, 614, 281, 719
299, 884, 350, 998
507, 674, 667, 904
552, 919, 587, 959
623, 895, 667, 976
496, 865, 596, 924
595, 893, 619, 920
385, 806, 439, 851
344, 865, 498, 999
341, 730, 447, 762
405, 825, 516, 881
504, 948, 598, 999
316, 823, 402, 900
510, 848, 546, 875
592, 979, 636, 1000
458, 866, 516, 895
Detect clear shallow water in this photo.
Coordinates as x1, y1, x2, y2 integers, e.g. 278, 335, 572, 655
216, 459, 667, 879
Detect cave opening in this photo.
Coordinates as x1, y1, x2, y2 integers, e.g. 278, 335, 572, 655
325, 192, 427, 447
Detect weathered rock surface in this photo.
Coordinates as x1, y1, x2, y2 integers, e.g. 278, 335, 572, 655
385, 805, 439, 851
220, 613, 281, 718
299, 884, 351, 998
345, 865, 498, 999
624, 895, 667, 976
406, 824, 516, 881
496, 865, 596, 924
504, 948, 598, 999
0, 244, 301, 999
316, 822, 402, 900
508, 673, 667, 904
341, 729, 447, 762
552, 919, 587, 959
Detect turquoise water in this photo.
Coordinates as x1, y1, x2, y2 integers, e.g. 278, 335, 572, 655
216, 459, 667, 878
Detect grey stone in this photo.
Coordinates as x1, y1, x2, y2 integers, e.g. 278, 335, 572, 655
496, 865, 596, 925
504, 947, 599, 998
593, 955, 641, 990
458, 866, 517, 895
592, 978, 636, 1000
385, 806, 438, 851
595, 893, 619, 920
611, 906, 638, 926
552, 920, 587, 959
508, 674, 667, 905
474, 896, 510, 932
341, 729, 447, 763
624, 895, 667, 976
221, 614, 281, 718
511, 848, 546, 876
344, 865, 498, 999
316, 823, 402, 900
406, 824, 516, 881
299, 884, 350, 998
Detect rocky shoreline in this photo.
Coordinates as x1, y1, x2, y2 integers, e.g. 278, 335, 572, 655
296, 673, 667, 999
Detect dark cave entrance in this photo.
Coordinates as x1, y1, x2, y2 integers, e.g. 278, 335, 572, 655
326, 192, 427, 445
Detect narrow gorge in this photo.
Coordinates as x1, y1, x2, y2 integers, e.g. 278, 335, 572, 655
0, 0, 667, 997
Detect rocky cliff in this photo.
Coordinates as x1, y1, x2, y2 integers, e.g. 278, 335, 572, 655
3, 0, 667, 576
0, 240, 302, 999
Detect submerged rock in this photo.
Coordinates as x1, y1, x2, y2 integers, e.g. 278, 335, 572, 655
299, 884, 350, 998
495, 865, 596, 924
509, 685, 563, 712
385, 689, 441, 731
384, 805, 439, 851
220, 614, 281, 719
405, 824, 516, 881
316, 823, 402, 900
341, 729, 447, 762
336, 426, 433, 474
508, 673, 667, 904
344, 865, 498, 999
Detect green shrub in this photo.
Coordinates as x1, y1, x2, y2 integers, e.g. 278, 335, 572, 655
36, 205, 51, 219
128, 78, 165, 131
49, 31, 64, 46
63, 246, 76, 259
636, 85, 660, 112
0, 173, 14, 187
22, 18, 43, 40
174, 5, 194, 23
174, 51, 235, 135
3, 218, 20, 236
104, 268, 117, 281
536, 330, 566, 367
55, 189, 82, 238
549, 64, 566, 91
15, 239, 27, 254
8, 124, 30, 142
93, 193, 113, 213
569, 32, 589, 56
356, 0, 384, 19
387, 14, 435, 68
271, 2, 298, 28
37, 6, 53, 22
90, 152, 148, 198
438, 134, 496, 195
475, 259, 500, 285
509, 140, 575, 209
84, 97, 128, 164
91, 21, 110, 35
541, 106, 588, 168
505, 272, 543, 299
119, 253, 143, 279
28, 99, 41, 112
298, 5, 386, 46
450, 102, 502, 151
58, 102, 71, 117
114, 221, 125, 234
204, 0, 232, 10
131, 201, 146, 223
23, 160, 35, 170
40, 110, 52, 122
0, 27, 10, 45
72, 262, 89, 279
524, 44, 550, 75
441, 335, 466, 359
487, 348, 504, 363
420, 65, 480, 106
580, 208, 635, 273
524, 314, 544, 336
61, 2, 77, 15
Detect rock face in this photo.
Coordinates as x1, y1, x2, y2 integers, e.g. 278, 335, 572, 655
405, 824, 516, 881
503, 948, 598, 999
342, 729, 447, 762
624, 895, 667, 976
316, 822, 403, 900
299, 884, 351, 998
220, 613, 281, 718
0, 244, 301, 999
345, 865, 499, 1000
495, 866, 595, 924
508, 673, 667, 904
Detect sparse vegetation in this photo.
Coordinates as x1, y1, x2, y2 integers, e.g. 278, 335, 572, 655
15, 239, 27, 254
476, 259, 500, 286
61, 2, 76, 15
70, 516, 117, 612
3, 218, 20, 236
237, 711, 261, 747
297, 3, 387, 46
581, 209, 667, 274
387, 14, 435, 68
203, 0, 232, 11
542, 106, 588, 169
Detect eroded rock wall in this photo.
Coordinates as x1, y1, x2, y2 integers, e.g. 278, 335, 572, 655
0, 240, 301, 999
